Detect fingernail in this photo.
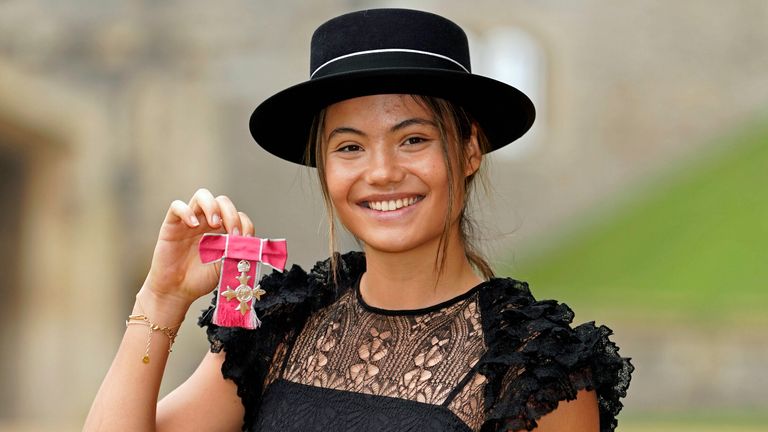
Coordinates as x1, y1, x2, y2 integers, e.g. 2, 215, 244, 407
232, 227, 240, 236
212, 213, 221, 226
190, 215, 200, 226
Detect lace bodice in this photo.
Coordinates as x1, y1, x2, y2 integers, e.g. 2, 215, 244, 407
267, 280, 488, 429
199, 252, 633, 432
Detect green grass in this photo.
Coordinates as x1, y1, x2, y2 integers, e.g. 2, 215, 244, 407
500, 118, 768, 325
620, 410, 768, 431
621, 422, 768, 432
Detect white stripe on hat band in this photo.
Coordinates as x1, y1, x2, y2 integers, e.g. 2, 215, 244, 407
310, 48, 469, 78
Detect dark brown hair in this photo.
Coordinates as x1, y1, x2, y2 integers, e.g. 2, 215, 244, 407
305, 95, 494, 283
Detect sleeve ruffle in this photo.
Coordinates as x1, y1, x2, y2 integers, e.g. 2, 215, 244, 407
197, 251, 366, 429
477, 278, 633, 432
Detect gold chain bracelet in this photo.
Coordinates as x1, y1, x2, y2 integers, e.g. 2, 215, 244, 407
126, 293, 183, 364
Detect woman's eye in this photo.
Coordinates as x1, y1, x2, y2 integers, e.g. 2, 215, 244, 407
337, 144, 362, 152
404, 137, 427, 145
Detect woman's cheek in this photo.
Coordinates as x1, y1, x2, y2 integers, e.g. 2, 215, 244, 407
325, 163, 356, 210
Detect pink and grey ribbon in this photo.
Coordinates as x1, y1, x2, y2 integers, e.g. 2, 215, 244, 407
199, 233, 287, 329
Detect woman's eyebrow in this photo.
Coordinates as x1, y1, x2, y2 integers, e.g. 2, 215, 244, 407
327, 127, 366, 141
390, 118, 437, 132
327, 118, 436, 140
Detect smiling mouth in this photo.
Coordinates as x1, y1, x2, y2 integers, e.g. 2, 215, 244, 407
363, 196, 424, 212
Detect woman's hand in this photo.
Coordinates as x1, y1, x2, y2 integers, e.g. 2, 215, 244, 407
141, 188, 255, 314
84, 188, 253, 432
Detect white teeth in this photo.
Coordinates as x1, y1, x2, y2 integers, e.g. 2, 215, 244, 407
367, 196, 421, 212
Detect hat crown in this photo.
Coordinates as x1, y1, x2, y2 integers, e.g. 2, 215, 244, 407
309, 9, 471, 78
250, 8, 535, 166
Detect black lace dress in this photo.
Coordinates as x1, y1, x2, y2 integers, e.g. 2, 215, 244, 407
198, 252, 633, 432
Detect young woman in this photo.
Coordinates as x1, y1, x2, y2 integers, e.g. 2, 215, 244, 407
85, 8, 632, 432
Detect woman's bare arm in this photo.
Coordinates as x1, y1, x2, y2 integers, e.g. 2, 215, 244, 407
156, 351, 244, 431
84, 188, 254, 431
525, 389, 600, 432
84, 292, 243, 431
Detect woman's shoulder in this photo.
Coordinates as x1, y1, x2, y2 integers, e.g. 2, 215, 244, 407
477, 276, 582, 332
476, 276, 634, 432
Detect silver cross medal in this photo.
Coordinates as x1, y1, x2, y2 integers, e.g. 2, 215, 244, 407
221, 260, 267, 315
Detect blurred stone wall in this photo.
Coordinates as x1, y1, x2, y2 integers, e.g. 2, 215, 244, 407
0, 0, 766, 429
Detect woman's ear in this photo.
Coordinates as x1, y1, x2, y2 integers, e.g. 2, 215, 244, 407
464, 124, 482, 177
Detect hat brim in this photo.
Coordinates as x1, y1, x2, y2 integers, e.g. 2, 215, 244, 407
249, 68, 536, 166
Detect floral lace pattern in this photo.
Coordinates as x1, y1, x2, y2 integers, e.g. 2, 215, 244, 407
281, 283, 487, 425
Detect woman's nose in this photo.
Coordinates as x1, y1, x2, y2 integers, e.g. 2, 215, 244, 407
364, 147, 405, 186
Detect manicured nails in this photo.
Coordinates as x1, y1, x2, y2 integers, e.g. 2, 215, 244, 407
211, 213, 221, 226
232, 227, 240, 236
189, 214, 200, 226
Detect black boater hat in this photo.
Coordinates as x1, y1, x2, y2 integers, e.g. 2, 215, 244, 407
250, 8, 536, 166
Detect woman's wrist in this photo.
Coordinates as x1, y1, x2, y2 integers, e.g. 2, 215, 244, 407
134, 285, 193, 327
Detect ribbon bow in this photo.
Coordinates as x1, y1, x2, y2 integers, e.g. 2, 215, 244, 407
199, 233, 288, 329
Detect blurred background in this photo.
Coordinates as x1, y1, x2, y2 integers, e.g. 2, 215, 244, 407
0, 0, 766, 430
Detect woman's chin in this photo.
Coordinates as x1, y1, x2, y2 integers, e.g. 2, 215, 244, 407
358, 235, 438, 255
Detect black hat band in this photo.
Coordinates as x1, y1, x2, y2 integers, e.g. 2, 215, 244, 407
310, 48, 470, 79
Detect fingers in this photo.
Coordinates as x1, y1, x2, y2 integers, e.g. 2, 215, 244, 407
214, 194, 242, 236
167, 199, 201, 228
185, 188, 252, 236
188, 188, 222, 229
239, 211, 255, 236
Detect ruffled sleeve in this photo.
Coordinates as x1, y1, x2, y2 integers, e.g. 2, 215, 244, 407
477, 278, 633, 432
197, 252, 366, 429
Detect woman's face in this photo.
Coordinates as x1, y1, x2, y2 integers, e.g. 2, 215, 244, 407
323, 94, 478, 255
